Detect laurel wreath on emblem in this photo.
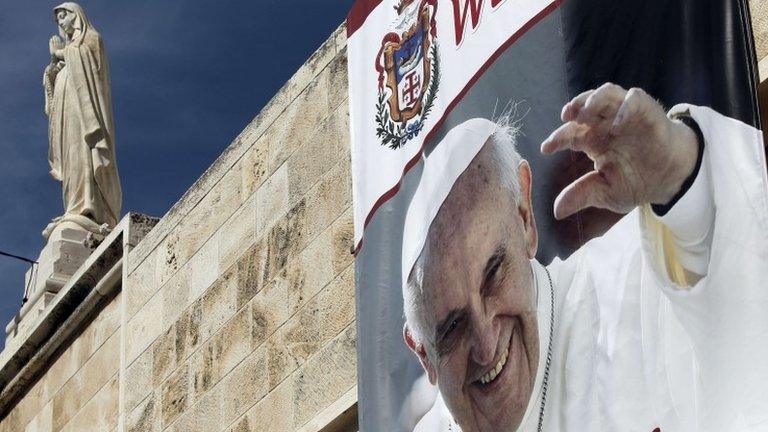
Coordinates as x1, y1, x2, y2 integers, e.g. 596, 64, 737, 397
375, 43, 440, 150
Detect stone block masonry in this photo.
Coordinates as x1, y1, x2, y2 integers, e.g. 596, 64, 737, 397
120, 24, 354, 432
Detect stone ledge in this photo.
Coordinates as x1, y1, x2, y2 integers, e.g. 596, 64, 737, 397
0, 213, 157, 420
297, 386, 357, 432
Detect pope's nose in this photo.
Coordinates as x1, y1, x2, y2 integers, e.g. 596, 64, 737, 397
470, 316, 498, 366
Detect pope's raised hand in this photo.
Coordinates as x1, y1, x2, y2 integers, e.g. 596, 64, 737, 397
541, 83, 699, 220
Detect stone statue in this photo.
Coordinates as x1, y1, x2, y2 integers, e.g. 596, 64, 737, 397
43, 3, 121, 240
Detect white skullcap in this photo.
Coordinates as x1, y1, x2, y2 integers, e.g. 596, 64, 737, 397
401, 118, 498, 294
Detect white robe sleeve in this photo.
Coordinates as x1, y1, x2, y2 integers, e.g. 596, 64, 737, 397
640, 104, 768, 288
639, 104, 768, 429
647, 127, 714, 279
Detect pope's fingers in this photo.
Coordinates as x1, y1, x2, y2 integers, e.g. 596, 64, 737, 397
577, 83, 627, 123
561, 89, 594, 122
609, 87, 649, 136
541, 121, 589, 155
553, 171, 610, 220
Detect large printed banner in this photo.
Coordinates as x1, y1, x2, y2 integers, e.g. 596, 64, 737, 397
348, 1, 765, 431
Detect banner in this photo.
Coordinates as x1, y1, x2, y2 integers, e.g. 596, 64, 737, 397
348, 0, 764, 430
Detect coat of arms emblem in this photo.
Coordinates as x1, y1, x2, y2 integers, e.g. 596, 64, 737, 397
375, 0, 439, 149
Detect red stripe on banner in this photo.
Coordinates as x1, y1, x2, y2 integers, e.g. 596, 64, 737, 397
347, 0, 385, 37
354, 0, 563, 256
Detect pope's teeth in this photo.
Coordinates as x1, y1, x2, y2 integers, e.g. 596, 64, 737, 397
479, 342, 510, 385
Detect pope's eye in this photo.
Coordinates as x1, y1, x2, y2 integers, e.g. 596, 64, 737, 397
437, 315, 465, 356
445, 317, 462, 337
447, 319, 458, 334
482, 256, 504, 296
490, 260, 502, 279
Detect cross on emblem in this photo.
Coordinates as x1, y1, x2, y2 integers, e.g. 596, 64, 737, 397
374, 0, 439, 149
402, 71, 422, 106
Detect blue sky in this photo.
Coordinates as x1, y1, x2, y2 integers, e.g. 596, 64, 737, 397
0, 1, 351, 343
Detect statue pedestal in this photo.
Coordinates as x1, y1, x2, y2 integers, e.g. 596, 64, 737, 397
5, 224, 95, 347
26, 225, 94, 308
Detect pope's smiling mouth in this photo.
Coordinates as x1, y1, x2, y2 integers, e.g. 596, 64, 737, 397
474, 326, 515, 388
478, 337, 510, 385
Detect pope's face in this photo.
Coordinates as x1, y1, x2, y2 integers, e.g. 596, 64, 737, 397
411, 144, 540, 431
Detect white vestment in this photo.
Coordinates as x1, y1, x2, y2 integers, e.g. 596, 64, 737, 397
417, 106, 768, 431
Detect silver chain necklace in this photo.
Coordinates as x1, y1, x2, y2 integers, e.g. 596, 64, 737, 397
447, 267, 555, 432
537, 267, 555, 432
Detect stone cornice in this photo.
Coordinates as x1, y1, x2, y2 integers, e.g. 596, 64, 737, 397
0, 213, 157, 420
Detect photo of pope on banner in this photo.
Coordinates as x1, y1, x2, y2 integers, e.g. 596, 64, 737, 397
399, 84, 768, 431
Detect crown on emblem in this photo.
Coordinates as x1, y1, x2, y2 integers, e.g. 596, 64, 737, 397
394, 0, 417, 14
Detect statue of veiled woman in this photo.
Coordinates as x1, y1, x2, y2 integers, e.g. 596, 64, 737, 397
43, 3, 121, 240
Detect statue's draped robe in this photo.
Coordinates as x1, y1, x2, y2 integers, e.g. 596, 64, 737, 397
47, 5, 121, 231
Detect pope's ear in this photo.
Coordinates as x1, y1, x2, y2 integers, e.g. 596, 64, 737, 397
403, 324, 437, 385
517, 160, 538, 259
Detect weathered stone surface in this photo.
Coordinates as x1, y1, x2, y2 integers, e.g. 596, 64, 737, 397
199, 265, 239, 342
160, 365, 190, 428
160, 267, 191, 329
283, 265, 354, 365
152, 324, 176, 386
266, 330, 300, 391
165, 382, 223, 432
126, 250, 158, 323
155, 229, 181, 289
59, 374, 119, 432
256, 164, 290, 235
751, 0, 768, 60
219, 346, 269, 425
10, 379, 44, 432
228, 379, 295, 432
330, 210, 354, 275
152, 300, 201, 386
52, 332, 120, 431
126, 292, 163, 365
260, 201, 306, 290
217, 194, 257, 271
234, 242, 265, 310
174, 302, 202, 366
125, 348, 153, 414
286, 103, 349, 208
250, 278, 288, 348
239, 136, 270, 204
327, 49, 349, 112
127, 393, 160, 432
295, 159, 352, 255
186, 305, 250, 400
293, 325, 356, 428
27, 227, 93, 298
267, 80, 333, 175
188, 239, 220, 303
21, 400, 52, 432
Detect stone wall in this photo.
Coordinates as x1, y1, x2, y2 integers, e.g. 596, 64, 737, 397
751, 0, 767, 64
0, 295, 121, 432
120, 24, 354, 432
